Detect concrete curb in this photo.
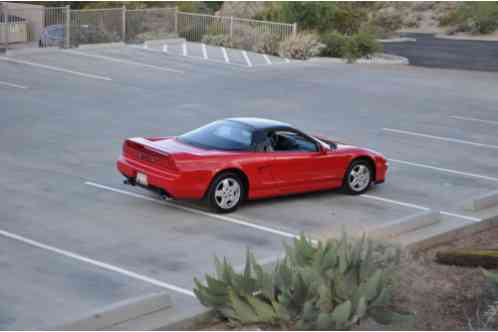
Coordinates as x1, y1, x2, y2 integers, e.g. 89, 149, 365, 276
464, 190, 498, 211
378, 37, 417, 43
77, 42, 126, 49
309, 53, 409, 65
435, 34, 498, 42
407, 214, 498, 252
367, 210, 441, 239
52, 292, 173, 330
145, 38, 186, 47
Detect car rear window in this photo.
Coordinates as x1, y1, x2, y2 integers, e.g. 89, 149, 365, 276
177, 120, 254, 151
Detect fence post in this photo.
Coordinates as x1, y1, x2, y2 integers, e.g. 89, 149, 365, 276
64, 5, 70, 48
121, 5, 126, 42
3, 2, 9, 52
292, 22, 297, 37
230, 16, 233, 39
174, 6, 178, 35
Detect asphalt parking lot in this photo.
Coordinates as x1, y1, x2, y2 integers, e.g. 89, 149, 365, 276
383, 33, 498, 72
1, 44, 498, 329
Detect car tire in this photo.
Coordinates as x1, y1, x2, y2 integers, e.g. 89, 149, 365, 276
206, 172, 245, 213
343, 159, 373, 195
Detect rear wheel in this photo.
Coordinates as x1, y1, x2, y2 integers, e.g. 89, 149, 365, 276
207, 172, 245, 213
343, 160, 373, 195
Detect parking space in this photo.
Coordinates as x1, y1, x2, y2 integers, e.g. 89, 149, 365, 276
2, 44, 498, 328
145, 40, 291, 68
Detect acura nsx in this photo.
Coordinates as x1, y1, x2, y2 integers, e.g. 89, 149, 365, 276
117, 118, 388, 213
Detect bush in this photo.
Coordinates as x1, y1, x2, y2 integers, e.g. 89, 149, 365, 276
354, 31, 383, 58
279, 2, 336, 32
440, 2, 498, 35
320, 31, 382, 62
254, 32, 281, 56
201, 27, 281, 56
201, 34, 231, 47
333, 4, 368, 35
278, 33, 324, 60
194, 233, 412, 330
320, 30, 347, 57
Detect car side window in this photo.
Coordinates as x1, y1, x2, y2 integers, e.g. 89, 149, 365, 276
269, 131, 318, 153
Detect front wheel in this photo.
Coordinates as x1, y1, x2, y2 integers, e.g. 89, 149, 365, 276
343, 160, 373, 195
206, 172, 245, 213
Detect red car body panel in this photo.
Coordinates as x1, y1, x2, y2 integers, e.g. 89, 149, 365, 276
116, 135, 388, 201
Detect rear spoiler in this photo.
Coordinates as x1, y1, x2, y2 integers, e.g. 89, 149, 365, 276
127, 137, 166, 152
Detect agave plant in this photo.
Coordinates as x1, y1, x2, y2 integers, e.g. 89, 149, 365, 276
194, 233, 412, 330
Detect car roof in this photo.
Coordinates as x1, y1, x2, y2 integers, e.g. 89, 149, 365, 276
226, 117, 293, 130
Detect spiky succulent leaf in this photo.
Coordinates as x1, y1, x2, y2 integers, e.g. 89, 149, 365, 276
365, 270, 382, 301
331, 300, 352, 325
369, 308, 415, 326
229, 290, 259, 324
246, 295, 277, 322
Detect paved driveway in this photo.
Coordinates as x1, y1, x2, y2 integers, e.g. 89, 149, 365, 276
383, 33, 498, 71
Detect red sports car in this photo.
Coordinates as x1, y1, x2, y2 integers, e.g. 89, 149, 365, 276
117, 118, 388, 213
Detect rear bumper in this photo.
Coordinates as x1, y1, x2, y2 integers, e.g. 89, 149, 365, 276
116, 157, 205, 199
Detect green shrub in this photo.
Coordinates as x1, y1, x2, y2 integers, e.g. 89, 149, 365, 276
333, 4, 368, 35
278, 33, 324, 60
320, 31, 382, 62
279, 2, 337, 32
194, 233, 412, 330
354, 31, 383, 58
440, 2, 498, 34
320, 30, 347, 57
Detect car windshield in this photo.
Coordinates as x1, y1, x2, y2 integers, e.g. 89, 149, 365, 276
177, 120, 254, 151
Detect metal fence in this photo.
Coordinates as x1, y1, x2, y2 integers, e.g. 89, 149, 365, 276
126, 7, 176, 43
1, 4, 296, 52
71, 8, 123, 46
177, 11, 296, 43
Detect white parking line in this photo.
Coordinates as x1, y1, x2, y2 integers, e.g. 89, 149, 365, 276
130, 45, 252, 71
0, 228, 195, 297
263, 54, 272, 65
388, 158, 498, 182
182, 42, 188, 57
85, 181, 297, 239
221, 47, 230, 63
242, 50, 253, 67
201, 43, 208, 60
362, 194, 481, 222
450, 115, 498, 126
0, 80, 27, 89
64, 50, 183, 74
383, 128, 498, 150
0, 57, 112, 81
162, 44, 168, 53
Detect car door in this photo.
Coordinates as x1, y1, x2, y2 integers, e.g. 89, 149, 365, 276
268, 130, 325, 192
